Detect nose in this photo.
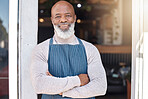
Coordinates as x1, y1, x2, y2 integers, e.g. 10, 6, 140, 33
60, 16, 67, 23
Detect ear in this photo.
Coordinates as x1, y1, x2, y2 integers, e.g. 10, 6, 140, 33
74, 15, 77, 22
50, 17, 54, 24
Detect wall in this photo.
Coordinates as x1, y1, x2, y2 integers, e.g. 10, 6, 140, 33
122, 0, 132, 45
19, 0, 38, 98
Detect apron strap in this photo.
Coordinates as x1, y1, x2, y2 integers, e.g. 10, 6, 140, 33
77, 37, 83, 45
49, 38, 53, 45
48, 38, 53, 67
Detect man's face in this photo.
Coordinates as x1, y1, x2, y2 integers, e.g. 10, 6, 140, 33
51, 4, 76, 31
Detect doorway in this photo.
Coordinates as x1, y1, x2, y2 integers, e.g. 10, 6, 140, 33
38, 0, 132, 99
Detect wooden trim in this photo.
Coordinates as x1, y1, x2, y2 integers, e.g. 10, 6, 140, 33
95, 45, 132, 54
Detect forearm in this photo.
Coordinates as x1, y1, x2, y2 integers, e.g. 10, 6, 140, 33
31, 72, 80, 95
30, 56, 81, 94
62, 74, 107, 98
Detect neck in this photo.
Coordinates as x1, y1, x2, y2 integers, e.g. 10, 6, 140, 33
53, 33, 76, 44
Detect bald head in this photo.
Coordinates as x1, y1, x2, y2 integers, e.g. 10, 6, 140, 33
51, 1, 75, 17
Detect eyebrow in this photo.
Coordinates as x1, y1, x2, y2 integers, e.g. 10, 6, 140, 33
65, 13, 71, 14
55, 13, 71, 16
55, 13, 61, 16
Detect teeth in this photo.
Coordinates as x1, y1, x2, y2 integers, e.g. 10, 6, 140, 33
61, 25, 68, 27
61, 24, 68, 26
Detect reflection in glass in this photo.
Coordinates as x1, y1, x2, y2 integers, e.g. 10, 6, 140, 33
0, 0, 9, 98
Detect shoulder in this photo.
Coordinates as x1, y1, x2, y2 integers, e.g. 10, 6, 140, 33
80, 39, 99, 52
37, 39, 50, 47
33, 39, 50, 53
80, 39, 101, 64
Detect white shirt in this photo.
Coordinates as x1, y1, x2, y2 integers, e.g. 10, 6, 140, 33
30, 35, 107, 98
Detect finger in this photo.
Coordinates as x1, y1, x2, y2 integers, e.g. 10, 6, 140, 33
59, 93, 63, 95
46, 71, 53, 76
46, 71, 50, 75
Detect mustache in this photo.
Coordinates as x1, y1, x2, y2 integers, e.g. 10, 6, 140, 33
57, 23, 71, 27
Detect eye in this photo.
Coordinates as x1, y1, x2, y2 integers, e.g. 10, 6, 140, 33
66, 15, 72, 17
55, 16, 61, 19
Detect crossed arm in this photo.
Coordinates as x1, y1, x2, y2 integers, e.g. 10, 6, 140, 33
30, 45, 107, 98
46, 71, 90, 87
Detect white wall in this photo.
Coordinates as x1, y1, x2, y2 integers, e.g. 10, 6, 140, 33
19, 0, 38, 98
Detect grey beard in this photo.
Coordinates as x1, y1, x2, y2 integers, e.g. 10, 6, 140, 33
53, 23, 75, 39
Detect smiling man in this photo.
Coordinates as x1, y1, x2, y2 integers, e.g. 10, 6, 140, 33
51, 1, 76, 39
30, 1, 107, 99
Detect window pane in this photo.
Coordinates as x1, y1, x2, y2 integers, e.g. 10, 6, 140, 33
0, 0, 9, 98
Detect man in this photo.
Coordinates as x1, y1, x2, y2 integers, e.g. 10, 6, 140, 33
30, 1, 107, 99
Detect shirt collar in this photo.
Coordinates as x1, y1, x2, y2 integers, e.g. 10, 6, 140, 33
53, 34, 77, 44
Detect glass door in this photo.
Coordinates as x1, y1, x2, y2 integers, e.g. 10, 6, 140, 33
0, 0, 9, 98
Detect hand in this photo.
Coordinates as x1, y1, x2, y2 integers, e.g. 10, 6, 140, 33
59, 92, 63, 95
46, 71, 53, 76
78, 74, 89, 86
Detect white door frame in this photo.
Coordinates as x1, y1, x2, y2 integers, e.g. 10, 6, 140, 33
131, 0, 148, 99
142, 0, 148, 99
132, 0, 143, 98
18, 0, 38, 98
9, 0, 18, 99
9, 0, 38, 99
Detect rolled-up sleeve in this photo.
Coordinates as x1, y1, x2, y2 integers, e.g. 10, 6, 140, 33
62, 44, 107, 98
